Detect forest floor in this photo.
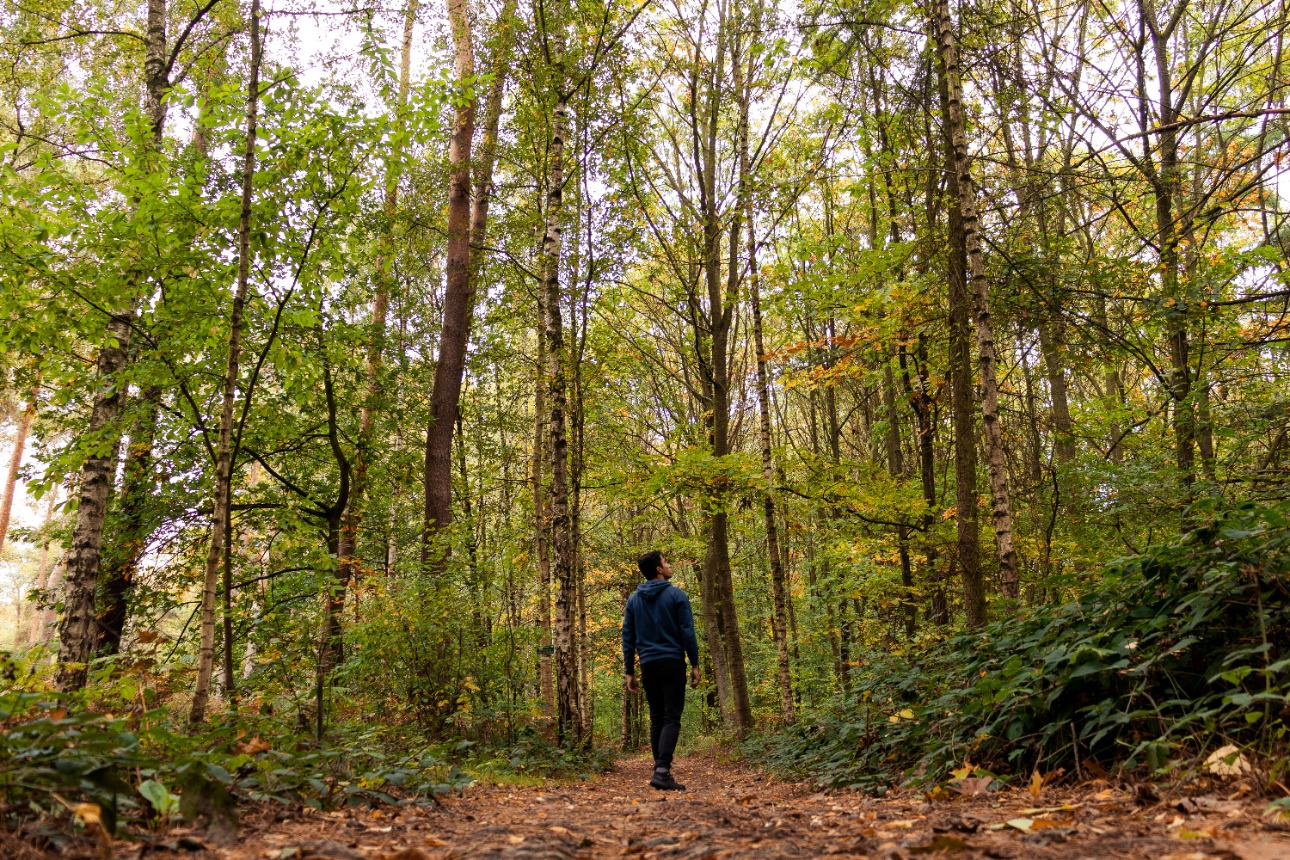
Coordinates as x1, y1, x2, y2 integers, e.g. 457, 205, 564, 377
14, 752, 1290, 859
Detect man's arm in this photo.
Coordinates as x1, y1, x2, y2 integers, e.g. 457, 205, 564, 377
677, 591, 700, 669
622, 595, 637, 676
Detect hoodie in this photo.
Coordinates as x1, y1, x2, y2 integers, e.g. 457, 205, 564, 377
622, 578, 700, 674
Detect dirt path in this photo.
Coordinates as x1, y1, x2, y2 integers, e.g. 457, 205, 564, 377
190, 754, 1290, 860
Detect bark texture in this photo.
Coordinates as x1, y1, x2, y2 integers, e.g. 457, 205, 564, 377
934, 29, 986, 630
57, 0, 171, 690
935, 0, 1019, 601
97, 387, 161, 655
543, 90, 583, 746
422, 0, 477, 569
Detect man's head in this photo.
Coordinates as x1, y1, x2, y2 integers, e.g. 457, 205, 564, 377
638, 550, 673, 580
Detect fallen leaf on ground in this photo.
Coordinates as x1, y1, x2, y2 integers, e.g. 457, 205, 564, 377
910, 834, 971, 854
1207, 744, 1251, 776
952, 777, 995, 796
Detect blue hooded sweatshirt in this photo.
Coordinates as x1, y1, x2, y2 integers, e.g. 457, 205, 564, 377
622, 578, 700, 674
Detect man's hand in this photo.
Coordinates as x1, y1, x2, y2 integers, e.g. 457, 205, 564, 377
690, 666, 701, 689
624, 673, 639, 694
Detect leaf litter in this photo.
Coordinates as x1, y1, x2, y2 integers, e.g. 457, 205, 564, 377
9, 753, 1290, 859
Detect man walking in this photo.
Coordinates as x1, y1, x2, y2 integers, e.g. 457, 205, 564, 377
622, 550, 701, 790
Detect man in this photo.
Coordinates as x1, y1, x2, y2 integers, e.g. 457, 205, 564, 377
622, 550, 701, 791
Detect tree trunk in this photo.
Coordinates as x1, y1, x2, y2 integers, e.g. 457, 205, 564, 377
97, 387, 161, 655
58, 0, 171, 689
27, 486, 59, 645
883, 361, 917, 639
543, 93, 582, 747
570, 200, 593, 742
934, 0, 1019, 601
900, 339, 944, 624
0, 389, 35, 556
537, 0, 582, 744
735, 0, 792, 723
533, 316, 554, 717
191, 0, 261, 723
933, 23, 985, 628
422, 0, 477, 569
748, 220, 795, 724
337, 0, 418, 611
1134, 0, 1194, 491
700, 14, 753, 733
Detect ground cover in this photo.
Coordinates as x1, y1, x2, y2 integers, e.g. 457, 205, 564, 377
8, 753, 1290, 859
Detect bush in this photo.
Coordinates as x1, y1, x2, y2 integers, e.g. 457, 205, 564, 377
756, 500, 1290, 792
0, 689, 471, 836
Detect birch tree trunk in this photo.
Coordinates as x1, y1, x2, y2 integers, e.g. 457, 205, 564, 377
533, 315, 554, 717
191, 0, 262, 723
541, 45, 583, 746
58, 0, 171, 689
934, 0, 1019, 607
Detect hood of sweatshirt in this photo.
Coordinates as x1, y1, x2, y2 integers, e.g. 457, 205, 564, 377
635, 578, 673, 601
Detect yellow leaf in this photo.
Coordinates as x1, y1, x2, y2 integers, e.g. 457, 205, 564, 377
72, 803, 102, 829
899, 709, 915, 720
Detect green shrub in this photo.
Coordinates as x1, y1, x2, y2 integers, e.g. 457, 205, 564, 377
0, 690, 470, 835
755, 500, 1290, 792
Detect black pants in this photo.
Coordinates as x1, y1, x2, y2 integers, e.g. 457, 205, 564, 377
641, 658, 687, 770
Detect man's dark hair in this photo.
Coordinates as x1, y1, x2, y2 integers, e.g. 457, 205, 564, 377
638, 550, 663, 580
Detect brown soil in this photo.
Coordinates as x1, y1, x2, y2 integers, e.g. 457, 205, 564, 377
9, 754, 1290, 859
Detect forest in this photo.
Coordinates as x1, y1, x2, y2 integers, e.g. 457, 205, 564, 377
1, 0, 1289, 853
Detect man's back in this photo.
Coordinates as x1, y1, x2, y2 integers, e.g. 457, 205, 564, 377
623, 579, 699, 668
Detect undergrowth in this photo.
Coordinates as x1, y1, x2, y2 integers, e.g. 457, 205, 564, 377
754, 500, 1290, 793
0, 685, 610, 840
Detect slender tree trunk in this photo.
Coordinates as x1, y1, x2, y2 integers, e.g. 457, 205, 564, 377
824, 378, 852, 694
422, 0, 477, 568
732, 2, 792, 723
700, 15, 753, 733
27, 486, 59, 644
900, 340, 944, 624
191, 0, 261, 723
934, 0, 1019, 601
1140, 0, 1195, 492
933, 27, 985, 629
533, 318, 554, 718
748, 221, 794, 724
0, 390, 35, 555
883, 361, 917, 639
537, 0, 582, 744
337, 0, 418, 609
97, 387, 161, 655
544, 97, 582, 746
570, 201, 593, 742
58, 0, 170, 690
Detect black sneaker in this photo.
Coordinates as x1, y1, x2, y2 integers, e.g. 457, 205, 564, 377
650, 770, 686, 791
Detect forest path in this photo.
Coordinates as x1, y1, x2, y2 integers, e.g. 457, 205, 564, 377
213, 753, 1290, 860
